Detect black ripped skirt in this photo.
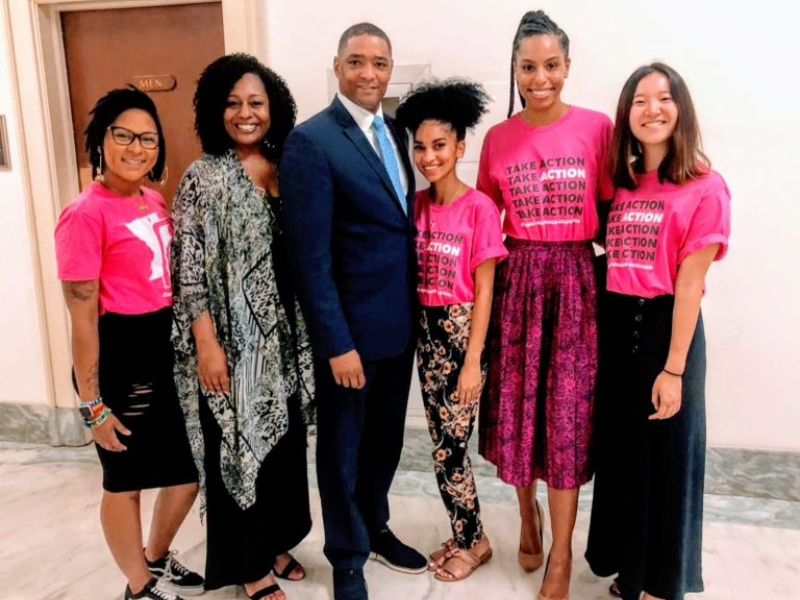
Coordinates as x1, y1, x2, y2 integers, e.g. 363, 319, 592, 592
94, 308, 197, 493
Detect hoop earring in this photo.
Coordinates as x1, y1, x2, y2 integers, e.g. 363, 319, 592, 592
152, 164, 169, 188
94, 148, 105, 183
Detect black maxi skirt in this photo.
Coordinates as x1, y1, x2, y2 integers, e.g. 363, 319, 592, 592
199, 392, 312, 589
95, 308, 198, 492
586, 292, 706, 600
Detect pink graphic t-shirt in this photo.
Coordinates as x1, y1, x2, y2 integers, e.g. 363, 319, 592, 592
414, 188, 508, 307
605, 169, 731, 298
55, 182, 174, 315
477, 106, 613, 242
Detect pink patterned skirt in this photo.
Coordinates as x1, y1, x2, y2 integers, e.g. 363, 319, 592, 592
479, 239, 597, 489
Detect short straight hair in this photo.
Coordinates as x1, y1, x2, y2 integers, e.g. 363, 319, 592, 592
337, 22, 392, 56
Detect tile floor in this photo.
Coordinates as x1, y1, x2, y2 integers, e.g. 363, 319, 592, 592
1, 441, 798, 600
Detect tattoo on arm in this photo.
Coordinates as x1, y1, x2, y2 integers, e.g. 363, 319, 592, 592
84, 359, 100, 398
62, 280, 101, 398
64, 281, 98, 301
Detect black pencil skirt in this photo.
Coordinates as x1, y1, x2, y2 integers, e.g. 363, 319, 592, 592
586, 292, 706, 600
94, 308, 198, 493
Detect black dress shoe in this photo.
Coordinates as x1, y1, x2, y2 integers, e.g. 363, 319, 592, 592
369, 528, 427, 574
333, 568, 368, 600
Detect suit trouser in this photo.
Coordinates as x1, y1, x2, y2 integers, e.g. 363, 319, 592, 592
315, 345, 415, 571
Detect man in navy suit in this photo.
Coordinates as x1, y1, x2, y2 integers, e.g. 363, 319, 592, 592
281, 22, 426, 600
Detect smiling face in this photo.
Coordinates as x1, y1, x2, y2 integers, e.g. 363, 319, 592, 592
629, 72, 679, 163
334, 34, 393, 113
223, 73, 271, 151
413, 120, 464, 186
101, 108, 159, 195
514, 34, 570, 123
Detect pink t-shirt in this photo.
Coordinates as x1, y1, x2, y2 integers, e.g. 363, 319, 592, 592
414, 187, 508, 307
55, 182, 174, 315
477, 106, 613, 242
605, 169, 731, 298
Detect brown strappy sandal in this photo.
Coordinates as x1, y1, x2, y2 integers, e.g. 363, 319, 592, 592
434, 538, 493, 582
427, 538, 456, 571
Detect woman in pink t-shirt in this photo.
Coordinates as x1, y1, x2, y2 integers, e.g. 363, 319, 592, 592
585, 64, 730, 600
55, 88, 202, 600
476, 11, 613, 600
395, 80, 507, 582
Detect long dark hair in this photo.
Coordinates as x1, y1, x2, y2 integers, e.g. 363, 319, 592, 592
611, 62, 710, 189
85, 86, 167, 181
507, 10, 570, 118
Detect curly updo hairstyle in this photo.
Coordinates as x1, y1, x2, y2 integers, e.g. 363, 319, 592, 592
193, 53, 297, 162
85, 85, 167, 182
395, 78, 491, 140
508, 10, 570, 117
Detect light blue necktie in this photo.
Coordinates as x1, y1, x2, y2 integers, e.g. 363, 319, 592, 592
371, 115, 407, 214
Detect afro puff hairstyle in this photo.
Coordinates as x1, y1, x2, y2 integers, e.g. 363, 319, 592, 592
395, 78, 491, 141
85, 85, 167, 182
193, 53, 297, 163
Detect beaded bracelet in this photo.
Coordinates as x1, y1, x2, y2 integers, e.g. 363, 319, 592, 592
87, 407, 111, 429
83, 407, 112, 429
89, 402, 106, 416
79, 396, 104, 408
78, 400, 106, 421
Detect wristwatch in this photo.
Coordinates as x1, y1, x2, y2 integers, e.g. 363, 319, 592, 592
79, 405, 96, 419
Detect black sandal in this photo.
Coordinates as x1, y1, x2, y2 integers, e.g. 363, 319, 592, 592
273, 555, 305, 581
249, 583, 281, 600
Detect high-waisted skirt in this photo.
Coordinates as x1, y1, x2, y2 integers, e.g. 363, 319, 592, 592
95, 308, 198, 492
479, 238, 597, 489
585, 292, 706, 600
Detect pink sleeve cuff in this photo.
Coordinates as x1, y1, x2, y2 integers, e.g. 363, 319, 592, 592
470, 244, 509, 272
678, 234, 728, 264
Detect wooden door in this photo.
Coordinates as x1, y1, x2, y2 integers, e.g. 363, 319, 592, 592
62, 2, 225, 206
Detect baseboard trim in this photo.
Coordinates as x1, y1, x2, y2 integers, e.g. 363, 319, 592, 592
396, 427, 800, 503
0, 402, 88, 446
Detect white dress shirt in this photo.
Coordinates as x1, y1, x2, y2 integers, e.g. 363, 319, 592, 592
336, 92, 409, 197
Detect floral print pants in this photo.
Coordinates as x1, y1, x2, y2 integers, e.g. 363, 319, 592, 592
417, 303, 486, 549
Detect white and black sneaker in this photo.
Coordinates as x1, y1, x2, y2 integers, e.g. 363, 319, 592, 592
146, 550, 205, 596
125, 577, 186, 600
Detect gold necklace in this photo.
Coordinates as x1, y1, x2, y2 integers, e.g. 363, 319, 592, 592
129, 195, 148, 211
100, 181, 148, 211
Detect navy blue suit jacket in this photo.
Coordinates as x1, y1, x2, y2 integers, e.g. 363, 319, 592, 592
281, 97, 417, 362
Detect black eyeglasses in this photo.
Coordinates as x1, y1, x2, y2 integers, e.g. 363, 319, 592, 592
107, 126, 159, 150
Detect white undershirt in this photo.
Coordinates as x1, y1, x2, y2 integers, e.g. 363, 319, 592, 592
336, 92, 409, 196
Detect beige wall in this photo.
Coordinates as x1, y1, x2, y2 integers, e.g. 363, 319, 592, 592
263, 0, 800, 450
0, 2, 50, 407
0, 0, 257, 442
0, 0, 798, 450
